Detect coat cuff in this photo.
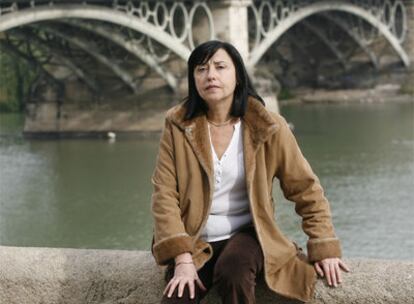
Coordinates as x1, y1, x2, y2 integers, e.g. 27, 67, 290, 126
152, 234, 193, 265
307, 237, 342, 262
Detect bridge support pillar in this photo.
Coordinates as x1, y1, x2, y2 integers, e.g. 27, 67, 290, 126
209, 0, 251, 61
209, 0, 279, 112
403, 1, 414, 66
402, 1, 414, 94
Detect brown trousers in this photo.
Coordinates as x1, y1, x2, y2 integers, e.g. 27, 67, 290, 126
161, 225, 264, 304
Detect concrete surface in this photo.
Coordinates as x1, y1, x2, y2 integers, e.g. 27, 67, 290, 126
0, 246, 413, 304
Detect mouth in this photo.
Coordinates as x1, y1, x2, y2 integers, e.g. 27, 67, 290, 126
205, 85, 220, 90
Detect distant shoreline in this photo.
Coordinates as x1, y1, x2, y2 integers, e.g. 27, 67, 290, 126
2, 86, 412, 139
283, 85, 414, 105
22, 130, 162, 140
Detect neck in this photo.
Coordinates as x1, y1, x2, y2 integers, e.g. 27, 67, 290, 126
206, 99, 232, 123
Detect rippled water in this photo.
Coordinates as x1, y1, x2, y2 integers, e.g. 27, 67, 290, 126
0, 101, 413, 260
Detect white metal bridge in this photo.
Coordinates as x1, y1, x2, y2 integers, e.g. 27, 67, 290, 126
0, 0, 410, 94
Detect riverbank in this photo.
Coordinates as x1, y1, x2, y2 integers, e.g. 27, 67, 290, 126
23, 103, 168, 139
16, 85, 414, 138
284, 84, 413, 105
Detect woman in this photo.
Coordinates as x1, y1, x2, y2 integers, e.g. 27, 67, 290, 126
151, 40, 349, 303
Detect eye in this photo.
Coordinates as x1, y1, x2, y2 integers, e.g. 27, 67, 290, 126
196, 66, 207, 72
217, 65, 226, 69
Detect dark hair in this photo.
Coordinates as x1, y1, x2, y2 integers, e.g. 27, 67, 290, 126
184, 40, 264, 120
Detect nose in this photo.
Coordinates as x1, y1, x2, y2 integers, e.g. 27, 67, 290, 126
207, 66, 217, 80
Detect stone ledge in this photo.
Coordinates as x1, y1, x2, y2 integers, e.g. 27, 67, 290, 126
0, 246, 413, 304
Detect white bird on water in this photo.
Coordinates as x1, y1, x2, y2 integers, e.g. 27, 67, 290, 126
107, 132, 116, 141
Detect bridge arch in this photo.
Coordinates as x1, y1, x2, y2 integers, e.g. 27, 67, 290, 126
248, 1, 410, 69
320, 13, 379, 69
0, 4, 192, 61
60, 20, 178, 91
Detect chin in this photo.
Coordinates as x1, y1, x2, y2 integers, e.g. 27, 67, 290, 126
205, 98, 226, 105
201, 94, 223, 103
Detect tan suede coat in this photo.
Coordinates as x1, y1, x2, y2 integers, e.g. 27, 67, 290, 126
151, 97, 342, 302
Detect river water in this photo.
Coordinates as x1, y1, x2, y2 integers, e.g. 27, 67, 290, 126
0, 101, 413, 260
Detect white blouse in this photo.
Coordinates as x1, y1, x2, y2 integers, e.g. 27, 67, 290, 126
200, 120, 252, 242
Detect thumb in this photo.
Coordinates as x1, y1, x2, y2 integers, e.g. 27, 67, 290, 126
195, 277, 207, 291
314, 262, 324, 277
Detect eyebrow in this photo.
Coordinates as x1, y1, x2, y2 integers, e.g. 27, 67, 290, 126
199, 60, 227, 66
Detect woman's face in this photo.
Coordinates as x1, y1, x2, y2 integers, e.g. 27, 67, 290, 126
193, 48, 237, 107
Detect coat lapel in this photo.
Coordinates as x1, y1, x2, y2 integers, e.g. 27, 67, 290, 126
242, 97, 280, 186
168, 104, 213, 180
168, 97, 280, 186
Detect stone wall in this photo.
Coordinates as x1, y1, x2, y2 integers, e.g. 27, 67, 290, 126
0, 246, 413, 304
23, 103, 168, 138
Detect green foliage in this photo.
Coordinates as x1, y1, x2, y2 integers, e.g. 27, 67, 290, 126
0, 50, 36, 113
278, 87, 295, 100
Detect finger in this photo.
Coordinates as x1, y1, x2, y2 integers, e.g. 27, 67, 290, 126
339, 260, 351, 272
188, 280, 195, 299
167, 279, 179, 298
163, 279, 173, 295
322, 263, 331, 286
330, 263, 337, 287
177, 280, 187, 298
196, 277, 207, 291
314, 262, 324, 277
336, 263, 342, 284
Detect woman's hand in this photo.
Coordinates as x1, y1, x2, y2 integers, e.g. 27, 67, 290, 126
314, 258, 350, 287
163, 254, 207, 299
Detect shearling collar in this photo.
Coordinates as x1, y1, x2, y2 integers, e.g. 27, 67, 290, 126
167, 96, 280, 145
166, 96, 280, 183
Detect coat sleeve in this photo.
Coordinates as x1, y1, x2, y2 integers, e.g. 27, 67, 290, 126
151, 118, 193, 265
274, 116, 342, 262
